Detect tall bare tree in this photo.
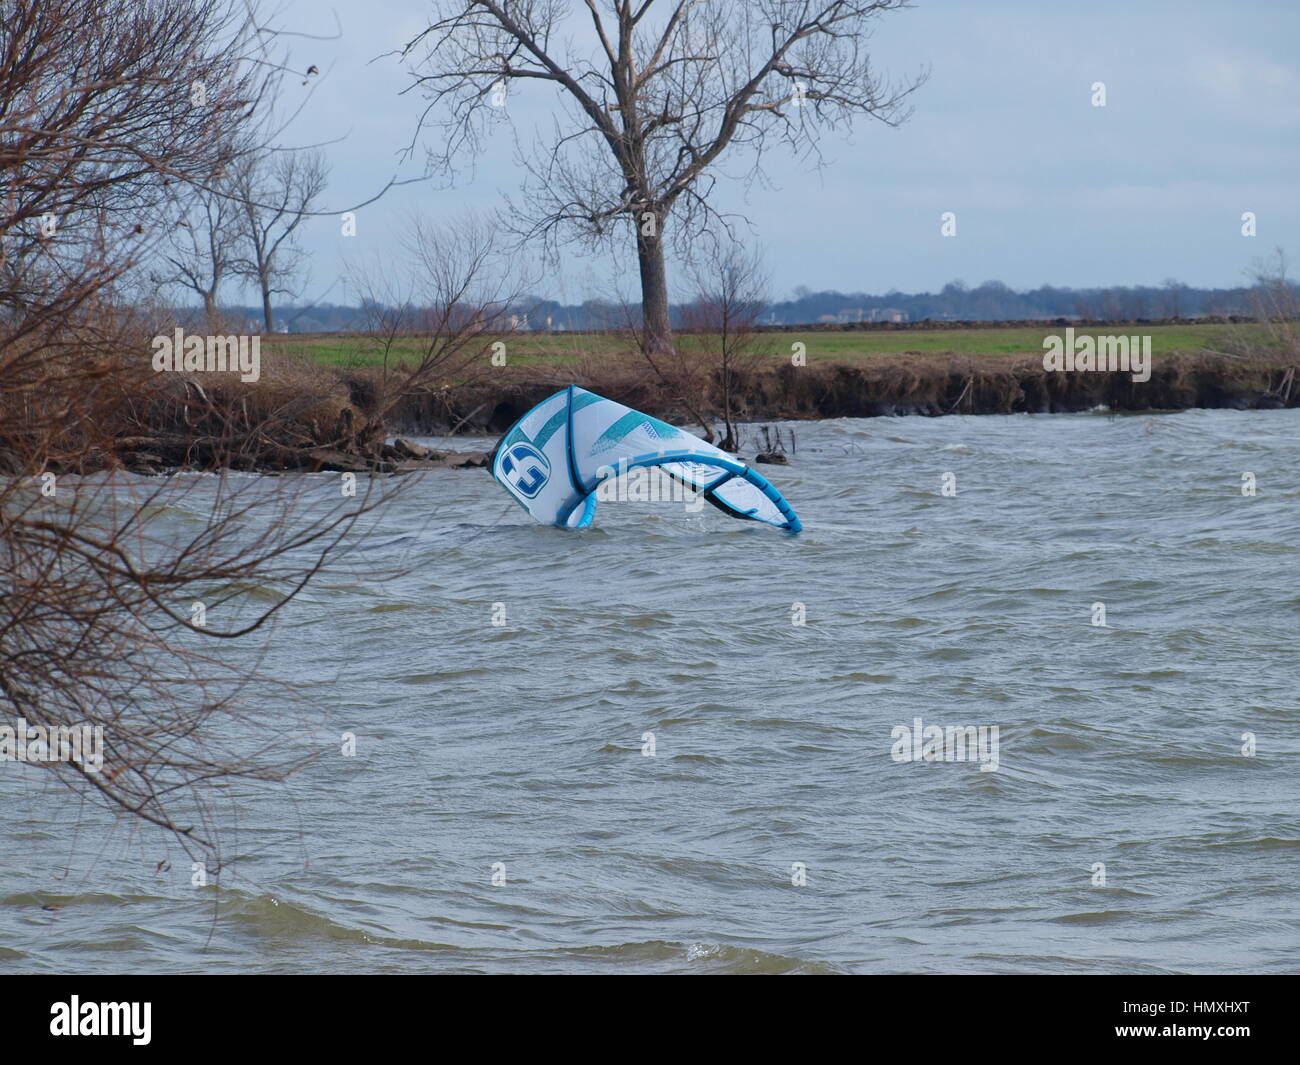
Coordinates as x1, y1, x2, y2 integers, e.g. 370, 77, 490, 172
231, 149, 329, 331
400, 1, 925, 355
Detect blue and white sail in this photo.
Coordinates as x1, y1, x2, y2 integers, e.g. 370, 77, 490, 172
491, 386, 801, 533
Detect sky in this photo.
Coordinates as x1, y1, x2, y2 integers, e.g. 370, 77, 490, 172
253, 0, 1300, 307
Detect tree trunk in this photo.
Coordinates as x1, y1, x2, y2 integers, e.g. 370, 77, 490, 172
260, 273, 274, 332
632, 208, 714, 440
636, 216, 673, 354
721, 353, 736, 451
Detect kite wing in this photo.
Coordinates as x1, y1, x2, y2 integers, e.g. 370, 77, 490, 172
490, 386, 801, 533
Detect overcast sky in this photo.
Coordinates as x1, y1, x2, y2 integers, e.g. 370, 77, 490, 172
259, 0, 1300, 306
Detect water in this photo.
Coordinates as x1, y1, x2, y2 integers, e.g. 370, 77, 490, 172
3, 408, 1299, 974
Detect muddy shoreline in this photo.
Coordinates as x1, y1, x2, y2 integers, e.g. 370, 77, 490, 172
389, 354, 1300, 437
46, 351, 1299, 477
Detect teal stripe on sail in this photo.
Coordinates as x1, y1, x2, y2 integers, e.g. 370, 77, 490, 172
533, 390, 602, 449
591, 411, 681, 454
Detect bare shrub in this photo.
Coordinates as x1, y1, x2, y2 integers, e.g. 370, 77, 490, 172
0, 0, 394, 859
346, 214, 522, 433
681, 241, 774, 450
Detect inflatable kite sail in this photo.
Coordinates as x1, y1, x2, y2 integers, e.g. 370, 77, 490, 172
490, 386, 801, 533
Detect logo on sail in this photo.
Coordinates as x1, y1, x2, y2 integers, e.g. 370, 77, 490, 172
500, 442, 550, 498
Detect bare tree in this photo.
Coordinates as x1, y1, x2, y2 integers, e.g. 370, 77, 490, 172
0, 0, 274, 471
682, 240, 771, 450
400, 1, 925, 355
0, 0, 389, 857
156, 178, 242, 327
0, 0, 263, 347
231, 149, 329, 332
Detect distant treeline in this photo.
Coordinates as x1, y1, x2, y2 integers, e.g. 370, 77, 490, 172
205, 278, 1291, 334
762, 279, 1280, 326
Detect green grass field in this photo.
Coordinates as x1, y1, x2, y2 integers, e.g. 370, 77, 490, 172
267, 321, 1256, 371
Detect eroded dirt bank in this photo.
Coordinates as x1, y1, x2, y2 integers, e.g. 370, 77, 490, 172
18, 351, 1296, 476
393, 354, 1299, 437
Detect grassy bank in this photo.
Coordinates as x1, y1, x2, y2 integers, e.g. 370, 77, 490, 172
266, 320, 1254, 369
45, 321, 1294, 476
254, 321, 1297, 439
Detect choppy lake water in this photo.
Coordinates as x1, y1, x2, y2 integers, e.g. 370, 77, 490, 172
3, 408, 1299, 974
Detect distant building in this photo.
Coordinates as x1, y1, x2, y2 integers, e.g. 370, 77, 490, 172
830, 307, 909, 324
870, 307, 908, 323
